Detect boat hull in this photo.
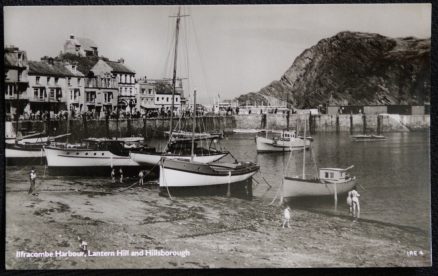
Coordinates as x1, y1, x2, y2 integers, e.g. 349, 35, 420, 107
256, 136, 310, 152
6, 146, 46, 166
130, 151, 227, 165
283, 177, 356, 198
159, 159, 259, 188
352, 135, 386, 141
44, 146, 142, 176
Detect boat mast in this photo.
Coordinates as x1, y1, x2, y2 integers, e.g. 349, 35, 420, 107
169, 6, 182, 139
14, 82, 19, 142
302, 117, 306, 179
191, 90, 196, 161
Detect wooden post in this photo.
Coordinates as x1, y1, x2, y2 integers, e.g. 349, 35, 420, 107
336, 115, 340, 134
334, 182, 338, 210
227, 171, 231, 197
377, 115, 381, 135
362, 114, 367, 134
143, 118, 147, 139
350, 114, 353, 135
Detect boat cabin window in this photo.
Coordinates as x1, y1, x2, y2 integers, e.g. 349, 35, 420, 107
325, 172, 329, 178
330, 172, 334, 178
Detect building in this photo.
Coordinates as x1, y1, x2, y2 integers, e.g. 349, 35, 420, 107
63, 34, 99, 57
135, 77, 185, 115
27, 57, 84, 116
89, 58, 136, 113
4, 46, 29, 120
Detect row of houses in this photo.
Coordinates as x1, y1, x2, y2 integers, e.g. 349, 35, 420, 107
4, 35, 187, 120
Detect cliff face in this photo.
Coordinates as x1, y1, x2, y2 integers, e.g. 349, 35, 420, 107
237, 31, 430, 108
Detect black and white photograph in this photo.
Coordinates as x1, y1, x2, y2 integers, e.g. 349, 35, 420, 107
3, 3, 431, 269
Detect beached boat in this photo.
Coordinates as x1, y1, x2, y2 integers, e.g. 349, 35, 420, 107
159, 158, 259, 188
351, 134, 386, 141
283, 167, 356, 198
6, 133, 71, 165
44, 138, 155, 175
282, 118, 356, 198
256, 130, 310, 152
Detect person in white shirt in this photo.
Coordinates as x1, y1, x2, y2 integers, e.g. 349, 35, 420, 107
350, 189, 360, 219
282, 207, 291, 228
28, 168, 37, 195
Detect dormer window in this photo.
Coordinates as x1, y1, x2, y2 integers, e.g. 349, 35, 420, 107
55, 77, 59, 85
36, 76, 40, 85
68, 77, 71, 86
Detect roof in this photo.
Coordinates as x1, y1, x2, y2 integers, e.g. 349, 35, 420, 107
319, 167, 352, 172
28, 61, 77, 77
77, 37, 98, 51
105, 60, 135, 74
4, 51, 26, 68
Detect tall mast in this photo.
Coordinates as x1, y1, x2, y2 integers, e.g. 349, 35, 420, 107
169, 6, 182, 138
302, 117, 306, 179
191, 90, 196, 161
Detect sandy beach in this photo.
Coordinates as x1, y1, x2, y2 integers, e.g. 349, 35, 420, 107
4, 168, 431, 269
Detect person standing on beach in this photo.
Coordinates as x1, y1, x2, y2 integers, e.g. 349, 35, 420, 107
111, 168, 116, 184
350, 189, 360, 219
28, 168, 37, 196
347, 190, 353, 214
282, 206, 291, 228
119, 168, 124, 184
138, 170, 144, 186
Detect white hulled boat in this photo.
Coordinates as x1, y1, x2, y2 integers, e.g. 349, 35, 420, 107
44, 138, 154, 175
283, 167, 356, 197
256, 130, 310, 152
282, 118, 356, 198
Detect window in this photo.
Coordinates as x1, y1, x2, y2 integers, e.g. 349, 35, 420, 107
129, 88, 132, 95
36, 76, 40, 85
141, 88, 146, 95
330, 172, 334, 178
77, 78, 81, 86
55, 77, 59, 85
68, 78, 71, 86
156, 97, 159, 101
50, 88, 55, 98
47, 77, 51, 84
34, 88, 38, 98
166, 97, 169, 102
176, 98, 178, 102
325, 172, 329, 178
148, 89, 152, 94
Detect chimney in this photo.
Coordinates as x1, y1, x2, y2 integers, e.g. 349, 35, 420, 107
118, 58, 124, 64
70, 34, 75, 39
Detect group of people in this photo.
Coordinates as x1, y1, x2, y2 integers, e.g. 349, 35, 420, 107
281, 188, 361, 228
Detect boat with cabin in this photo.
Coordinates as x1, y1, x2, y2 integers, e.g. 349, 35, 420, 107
282, 118, 356, 198
256, 130, 310, 152
44, 137, 155, 175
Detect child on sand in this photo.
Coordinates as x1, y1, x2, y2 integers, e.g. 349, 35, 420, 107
282, 206, 291, 228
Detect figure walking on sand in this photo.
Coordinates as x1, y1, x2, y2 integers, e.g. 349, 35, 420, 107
347, 190, 353, 214
111, 168, 116, 184
350, 189, 360, 220
138, 170, 144, 186
282, 206, 291, 228
28, 167, 38, 196
119, 168, 124, 184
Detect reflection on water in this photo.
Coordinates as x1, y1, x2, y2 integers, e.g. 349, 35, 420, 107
223, 132, 430, 231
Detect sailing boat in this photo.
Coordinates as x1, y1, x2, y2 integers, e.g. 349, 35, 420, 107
282, 118, 356, 198
159, 91, 259, 191
129, 6, 228, 166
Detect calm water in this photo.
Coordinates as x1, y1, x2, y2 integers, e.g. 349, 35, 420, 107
6, 131, 430, 231
220, 132, 430, 231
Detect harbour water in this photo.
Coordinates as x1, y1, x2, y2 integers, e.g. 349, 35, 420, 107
6, 131, 430, 231
222, 131, 430, 232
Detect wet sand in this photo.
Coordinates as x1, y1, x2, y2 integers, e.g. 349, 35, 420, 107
5, 172, 431, 269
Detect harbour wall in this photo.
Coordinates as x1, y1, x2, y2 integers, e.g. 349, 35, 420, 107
6, 114, 429, 140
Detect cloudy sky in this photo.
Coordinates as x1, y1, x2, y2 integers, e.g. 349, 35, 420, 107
4, 4, 431, 104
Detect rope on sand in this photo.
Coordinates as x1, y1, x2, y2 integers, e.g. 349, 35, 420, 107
117, 162, 159, 193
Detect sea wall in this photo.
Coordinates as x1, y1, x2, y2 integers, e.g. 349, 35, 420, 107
5, 114, 429, 140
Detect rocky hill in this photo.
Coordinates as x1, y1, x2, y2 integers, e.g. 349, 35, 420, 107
236, 31, 430, 108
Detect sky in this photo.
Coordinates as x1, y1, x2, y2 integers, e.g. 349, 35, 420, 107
4, 4, 431, 104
